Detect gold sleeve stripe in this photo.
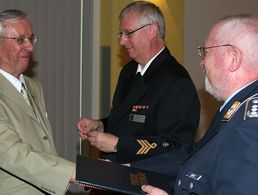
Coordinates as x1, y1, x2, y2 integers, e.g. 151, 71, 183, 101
136, 139, 157, 154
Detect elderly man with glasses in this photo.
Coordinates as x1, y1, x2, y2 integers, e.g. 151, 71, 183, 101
136, 13, 258, 195
77, 1, 200, 165
0, 9, 76, 195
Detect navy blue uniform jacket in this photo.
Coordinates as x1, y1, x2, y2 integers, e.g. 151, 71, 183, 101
101, 47, 200, 164
133, 80, 258, 195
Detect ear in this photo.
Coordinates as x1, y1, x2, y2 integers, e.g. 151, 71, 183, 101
148, 23, 158, 39
229, 47, 242, 72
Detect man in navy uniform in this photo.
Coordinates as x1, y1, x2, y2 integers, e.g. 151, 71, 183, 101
139, 14, 258, 195
76, 1, 200, 164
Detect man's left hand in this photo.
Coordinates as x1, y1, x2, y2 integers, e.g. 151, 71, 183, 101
87, 131, 118, 152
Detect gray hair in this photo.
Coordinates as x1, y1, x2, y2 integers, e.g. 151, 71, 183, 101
0, 9, 27, 36
119, 1, 165, 39
214, 14, 258, 67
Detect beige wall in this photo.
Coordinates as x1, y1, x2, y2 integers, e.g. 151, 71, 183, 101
184, 0, 258, 140
184, 0, 258, 90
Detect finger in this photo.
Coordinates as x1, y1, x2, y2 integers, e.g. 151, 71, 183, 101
88, 136, 97, 146
82, 134, 88, 140
78, 131, 88, 140
77, 120, 86, 129
76, 122, 82, 130
142, 185, 154, 193
87, 130, 98, 137
87, 136, 93, 142
98, 158, 111, 162
121, 163, 130, 167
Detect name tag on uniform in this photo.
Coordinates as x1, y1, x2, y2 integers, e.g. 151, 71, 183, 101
129, 114, 145, 123
185, 172, 202, 180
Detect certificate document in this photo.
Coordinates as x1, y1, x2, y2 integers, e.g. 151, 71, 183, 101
75, 155, 172, 195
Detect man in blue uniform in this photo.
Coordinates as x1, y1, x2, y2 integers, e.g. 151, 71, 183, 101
77, 1, 200, 164
139, 13, 258, 195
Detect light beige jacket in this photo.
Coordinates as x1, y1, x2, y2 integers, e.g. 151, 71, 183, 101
0, 75, 75, 195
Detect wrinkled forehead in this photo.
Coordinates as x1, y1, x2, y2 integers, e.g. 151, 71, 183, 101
2, 18, 32, 35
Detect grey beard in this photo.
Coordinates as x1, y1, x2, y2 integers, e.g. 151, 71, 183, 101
204, 76, 221, 100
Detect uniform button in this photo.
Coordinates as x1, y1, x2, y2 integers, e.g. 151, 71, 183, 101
162, 142, 170, 147
43, 136, 48, 140
178, 180, 181, 186
189, 182, 193, 189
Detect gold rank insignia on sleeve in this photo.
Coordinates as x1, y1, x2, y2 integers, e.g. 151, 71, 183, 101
136, 139, 157, 154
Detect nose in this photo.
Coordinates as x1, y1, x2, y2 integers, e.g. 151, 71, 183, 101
24, 40, 35, 52
119, 35, 128, 46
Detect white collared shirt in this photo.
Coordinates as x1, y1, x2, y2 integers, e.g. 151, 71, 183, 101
0, 68, 47, 120
0, 68, 25, 92
136, 47, 165, 75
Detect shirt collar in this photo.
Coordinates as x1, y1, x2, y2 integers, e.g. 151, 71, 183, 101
0, 68, 25, 92
220, 80, 257, 111
136, 47, 165, 76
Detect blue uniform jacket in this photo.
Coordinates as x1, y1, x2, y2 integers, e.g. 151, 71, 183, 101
133, 80, 258, 194
173, 80, 258, 195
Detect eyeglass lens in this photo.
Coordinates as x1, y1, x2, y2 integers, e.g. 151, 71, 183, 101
17, 35, 37, 44
118, 24, 151, 39
0, 34, 37, 45
197, 44, 234, 59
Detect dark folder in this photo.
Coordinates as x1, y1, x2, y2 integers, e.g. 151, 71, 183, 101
76, 155, 172, 195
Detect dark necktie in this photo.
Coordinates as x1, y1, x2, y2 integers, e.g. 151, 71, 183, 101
130, 72, 142, 89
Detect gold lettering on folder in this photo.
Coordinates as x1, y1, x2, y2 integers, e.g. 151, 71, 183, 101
138, 172, 148, 185
130, 173, 140, 185
129, 172, 148, 186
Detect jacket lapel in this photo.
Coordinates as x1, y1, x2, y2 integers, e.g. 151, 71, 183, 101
25, 79, 49, 132
0, 75, 38, 121
108, 75, 151, 127
25, 77, 56, 150
108, 47, 170, 127
0, 75, 49, 135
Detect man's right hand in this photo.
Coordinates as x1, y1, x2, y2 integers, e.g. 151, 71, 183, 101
142, 185, 168, 195
76, 118, 104, 140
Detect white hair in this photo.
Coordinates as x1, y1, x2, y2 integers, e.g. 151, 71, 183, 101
213, 14, 258, 68
0, 9, 27, 36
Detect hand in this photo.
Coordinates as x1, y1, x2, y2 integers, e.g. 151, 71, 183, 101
70, 169, 76, 183
121, 163, 130, 167
76, 118, 104, 140
87, 131, 118, 152
142, 185, 168, 195
99, 158, 112, 162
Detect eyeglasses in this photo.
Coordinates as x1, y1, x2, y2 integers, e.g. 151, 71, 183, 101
118, 24, 151, 39
197, 44, 234, 59
0, 34, 37, 45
